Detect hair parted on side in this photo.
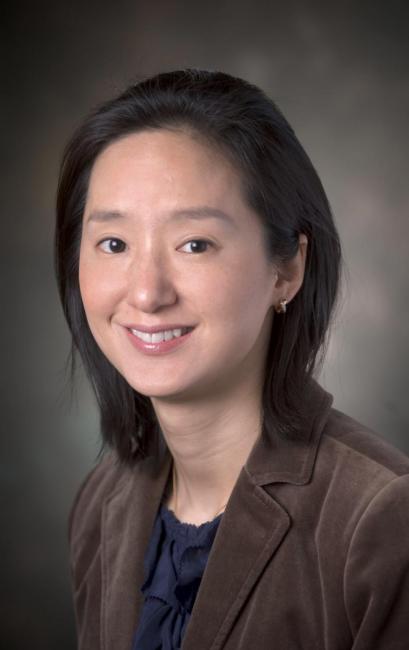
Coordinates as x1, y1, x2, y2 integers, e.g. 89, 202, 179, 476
55, 68, 342, 465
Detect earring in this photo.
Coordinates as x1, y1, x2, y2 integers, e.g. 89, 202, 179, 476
275, 298, 288, 314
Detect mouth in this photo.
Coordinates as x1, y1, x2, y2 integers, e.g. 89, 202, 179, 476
128, 326, 195, 344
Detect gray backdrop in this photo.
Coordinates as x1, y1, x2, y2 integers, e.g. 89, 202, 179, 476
3, 0, 409, 647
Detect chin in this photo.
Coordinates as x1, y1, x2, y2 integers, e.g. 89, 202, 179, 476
125, 378, 191, 400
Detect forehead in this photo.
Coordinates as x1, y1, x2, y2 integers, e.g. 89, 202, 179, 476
86, 129, 245, 210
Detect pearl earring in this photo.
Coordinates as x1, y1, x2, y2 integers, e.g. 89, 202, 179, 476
275, 298, 288, 314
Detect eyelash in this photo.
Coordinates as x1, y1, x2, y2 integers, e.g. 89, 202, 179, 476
180, 239, 213, 254
97, 238, 213, 255
98, 238, 126, 254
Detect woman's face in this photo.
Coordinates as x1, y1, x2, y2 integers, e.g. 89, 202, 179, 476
79, 129, 284, 404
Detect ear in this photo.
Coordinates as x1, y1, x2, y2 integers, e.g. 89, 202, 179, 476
271, 234, 308, 308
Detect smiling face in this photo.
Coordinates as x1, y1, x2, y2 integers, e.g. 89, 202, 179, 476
79, 129, 283, 405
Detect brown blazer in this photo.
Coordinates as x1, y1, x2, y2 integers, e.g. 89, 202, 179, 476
69, 382, 409, 649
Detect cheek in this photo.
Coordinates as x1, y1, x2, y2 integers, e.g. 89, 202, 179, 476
78, 258, 98, 316
78, 257, 120, 320
206, 264, 273, 330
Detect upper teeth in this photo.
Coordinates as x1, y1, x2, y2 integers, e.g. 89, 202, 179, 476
131, 327, 191, 343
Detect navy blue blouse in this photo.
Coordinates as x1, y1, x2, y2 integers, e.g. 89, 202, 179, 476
132, 501, 223, 649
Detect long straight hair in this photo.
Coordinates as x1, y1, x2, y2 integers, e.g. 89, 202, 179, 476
55, 69, 342, 464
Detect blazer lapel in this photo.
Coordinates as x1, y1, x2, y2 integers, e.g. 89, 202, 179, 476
181, 466, 291, 650
182, 381, 333, 650
100, 449, 173, 650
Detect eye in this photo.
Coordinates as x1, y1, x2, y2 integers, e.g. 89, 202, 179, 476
179, 239, 212, 254
98, 238, 126, 254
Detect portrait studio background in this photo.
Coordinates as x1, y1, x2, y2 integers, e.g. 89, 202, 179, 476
3, 1, 409, 647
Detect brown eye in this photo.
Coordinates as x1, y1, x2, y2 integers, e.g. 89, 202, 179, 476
180, 240, 212, 254
99, 238, 126, 253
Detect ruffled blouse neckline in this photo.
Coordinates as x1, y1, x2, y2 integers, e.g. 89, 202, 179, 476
160, 502, 224, 536
132, 500, 223, 650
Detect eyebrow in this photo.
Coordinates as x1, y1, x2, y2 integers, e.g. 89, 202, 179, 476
86, 206, 237, 228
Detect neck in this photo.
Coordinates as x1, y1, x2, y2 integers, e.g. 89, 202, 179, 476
152, 387, 264, 525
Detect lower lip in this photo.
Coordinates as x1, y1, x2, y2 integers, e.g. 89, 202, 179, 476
125, 328, 195, 356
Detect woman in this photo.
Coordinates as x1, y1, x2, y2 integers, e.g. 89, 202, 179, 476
55, 69, 409, 649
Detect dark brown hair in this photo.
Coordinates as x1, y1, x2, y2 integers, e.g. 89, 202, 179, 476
55, 68, 342, 464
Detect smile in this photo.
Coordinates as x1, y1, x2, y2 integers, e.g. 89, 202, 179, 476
130, 327, 193, 343
125, 326, 195, 356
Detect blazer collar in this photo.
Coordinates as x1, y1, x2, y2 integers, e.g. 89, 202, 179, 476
182, 380, 333, 649
246, 379, 333, 486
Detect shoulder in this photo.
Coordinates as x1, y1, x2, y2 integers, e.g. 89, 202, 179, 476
68, 451, 152, 596
325, 408, 408, 469
313, 407, 409, 551
67, 453, 130, 579
68, 451, 152, 575
68, 452, 125, 546
297, 405, 409, 553
68, 445, 171, 605
68, 450, 161, 543
68, 449, 167, 554
320, 407, 409, 484
316, 410, 409, 639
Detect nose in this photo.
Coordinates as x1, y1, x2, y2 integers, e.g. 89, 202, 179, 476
126, 251, 178, 313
